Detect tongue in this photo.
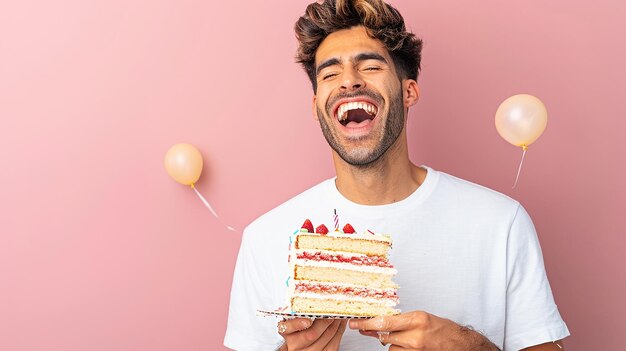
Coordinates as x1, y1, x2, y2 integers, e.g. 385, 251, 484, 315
344, 109, 374, 128
346, 119, 371, 128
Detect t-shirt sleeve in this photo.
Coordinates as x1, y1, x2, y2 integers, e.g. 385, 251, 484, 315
224, 228, 284, 351
504, 205, 570, 350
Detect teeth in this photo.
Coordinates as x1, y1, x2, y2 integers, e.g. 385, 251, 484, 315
337, 101, 378, 121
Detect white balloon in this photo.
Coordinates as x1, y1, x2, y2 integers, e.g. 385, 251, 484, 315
495, 94, 548, 148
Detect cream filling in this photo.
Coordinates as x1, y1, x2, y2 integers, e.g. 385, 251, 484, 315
291, 291, 398, 307
295, 279, 397, 292
293, 258, 397, 274
294, 230, 392, 243
322, 230, 392, 243
294, 248, 392, 264
295, 248, 370, 257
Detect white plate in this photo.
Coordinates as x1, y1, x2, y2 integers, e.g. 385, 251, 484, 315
257, 309, 374, 319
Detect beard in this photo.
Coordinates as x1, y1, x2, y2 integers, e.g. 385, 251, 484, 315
316, 88, 405, 168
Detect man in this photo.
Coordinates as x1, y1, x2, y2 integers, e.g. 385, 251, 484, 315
224, 0, 569, 350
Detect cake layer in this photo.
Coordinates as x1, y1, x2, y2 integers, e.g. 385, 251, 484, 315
295, 249, 393, 268
286, 223, 399, 317
292, 291, 398, 307
294, 281, 398, 301
296, 234, 390, 256
293, 258, 397, 274
299, 230, 392, 243
294, 265, 397, 289
291, 296, 399, 316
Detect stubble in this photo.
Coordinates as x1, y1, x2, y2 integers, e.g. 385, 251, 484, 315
316, 88, 405, 169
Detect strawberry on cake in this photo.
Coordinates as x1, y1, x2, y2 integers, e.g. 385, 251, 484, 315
285, 219, 399, 317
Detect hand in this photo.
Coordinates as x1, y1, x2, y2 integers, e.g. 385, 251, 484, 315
277, 318, 347, 351
349, 311, 500, 350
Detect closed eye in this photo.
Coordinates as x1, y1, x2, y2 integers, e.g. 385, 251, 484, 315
322, 73, 338, 80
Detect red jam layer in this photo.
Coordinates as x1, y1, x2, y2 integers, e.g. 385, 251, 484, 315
297, 251, 393, 268
295, 282, 398, 301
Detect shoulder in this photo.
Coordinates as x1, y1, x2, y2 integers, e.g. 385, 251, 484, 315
426, 168, 538, 250
430, 168, 522, 219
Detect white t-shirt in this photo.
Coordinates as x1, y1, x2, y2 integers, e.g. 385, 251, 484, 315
224, 166, 569, 350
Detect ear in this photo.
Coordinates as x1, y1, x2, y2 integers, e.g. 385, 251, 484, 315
402, 79, 419, 108
312, 95, 319, 121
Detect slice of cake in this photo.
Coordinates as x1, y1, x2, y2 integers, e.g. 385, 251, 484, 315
285, 219, 399, 317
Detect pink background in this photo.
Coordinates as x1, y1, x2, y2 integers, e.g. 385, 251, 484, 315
1, 1, 624, 350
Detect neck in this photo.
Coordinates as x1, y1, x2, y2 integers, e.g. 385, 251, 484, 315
333, 130, 426, 205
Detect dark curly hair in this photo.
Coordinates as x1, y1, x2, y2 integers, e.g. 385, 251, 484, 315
295, 0, 423, 92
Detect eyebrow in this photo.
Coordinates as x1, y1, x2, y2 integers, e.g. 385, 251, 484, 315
316, 58, 341, 76
354, 52, 388, 65
315, 52, 388, 77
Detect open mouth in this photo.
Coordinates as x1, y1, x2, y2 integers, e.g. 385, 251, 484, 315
335, 101, 378, 128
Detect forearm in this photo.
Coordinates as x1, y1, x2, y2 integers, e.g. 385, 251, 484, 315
453, 325, 501, 351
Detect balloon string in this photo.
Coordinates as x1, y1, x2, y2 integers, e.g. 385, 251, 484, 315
512, 146, 528, 189
192, 186, 237, 232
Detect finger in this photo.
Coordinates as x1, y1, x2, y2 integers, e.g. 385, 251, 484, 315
349, 312, 427, 332
322, 320, 347, 351
377, 331, 393, 345
357, 330, 394, 348
358, 329, 416, 349
378, 329, 422, 349
302, 318, 335, 342
305, 319, 341, 348
283, 318, 334, 349
277, 318, 314, 336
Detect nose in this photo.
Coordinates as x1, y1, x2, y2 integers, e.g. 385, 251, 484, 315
340, 67, 364, 91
